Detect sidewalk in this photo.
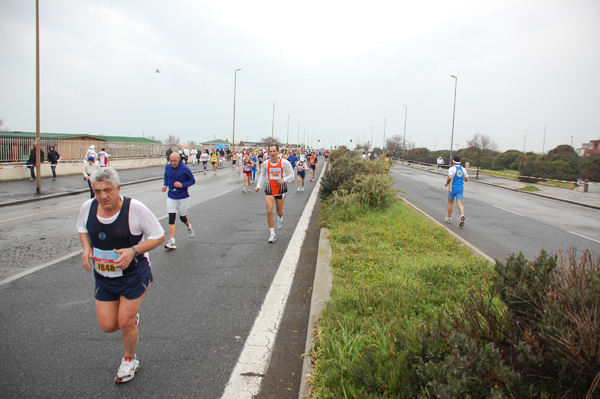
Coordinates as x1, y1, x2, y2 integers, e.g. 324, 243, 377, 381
0, 160, 223, 207
399, 162, 600, 210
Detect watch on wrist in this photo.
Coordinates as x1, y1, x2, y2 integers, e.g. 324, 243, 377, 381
131, 246, 139, 257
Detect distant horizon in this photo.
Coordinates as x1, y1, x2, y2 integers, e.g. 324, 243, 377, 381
1, 128, 591, 155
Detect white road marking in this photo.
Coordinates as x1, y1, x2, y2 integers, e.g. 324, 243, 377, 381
1, 204, 79, 223
492, 205, 523, 217
0, 189, 233, 286
220, 168, 323, 399
568, 231, 600, 244
0, 250, 83, 287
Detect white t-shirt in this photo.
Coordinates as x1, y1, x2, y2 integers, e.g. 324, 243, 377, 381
200, 152, 209, 162
77, 197, 164, 261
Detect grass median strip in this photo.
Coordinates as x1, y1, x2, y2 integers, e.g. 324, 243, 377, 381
310, 200, 494, 398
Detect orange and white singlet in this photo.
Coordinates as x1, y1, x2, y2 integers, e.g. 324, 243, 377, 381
267, 158, 284, 196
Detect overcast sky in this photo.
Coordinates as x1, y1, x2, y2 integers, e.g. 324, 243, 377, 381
1, 0, 599, 152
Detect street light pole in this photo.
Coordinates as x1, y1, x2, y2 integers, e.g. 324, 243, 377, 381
402, 105, 407, 160
271, 101, 278, 144
383, 117, 386, 150
450, 75, 458, 163
286, 114, 290, 149
543, 125, 546, 154
232, 68, 241, 147
35, 0, 41, 194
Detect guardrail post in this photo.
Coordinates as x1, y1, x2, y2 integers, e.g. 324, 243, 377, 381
584, 179, 589, 193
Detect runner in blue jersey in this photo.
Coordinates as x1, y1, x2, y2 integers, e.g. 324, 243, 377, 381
444, 156, 469, 227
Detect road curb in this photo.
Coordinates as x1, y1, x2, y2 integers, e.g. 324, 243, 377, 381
298, 227, 332, 399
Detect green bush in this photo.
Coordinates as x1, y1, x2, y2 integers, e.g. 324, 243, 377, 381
492, 150, 523, 171
519, 145, 584, 182
319, 149, 386, 200
392, 250, 600, 398
320, 174, 398, 225
582, 158, 600, 182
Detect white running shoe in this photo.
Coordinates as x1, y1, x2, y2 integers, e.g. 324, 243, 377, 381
115, 355, 139, 383
301, 187, 304, 192
165, 238, 176, 250
459, 215, 465, 228
445, 217, 452, 224
297, 187, 300, 192
187, 225, 195, 238
277, 219, 283, 230
268, 233, 277, 243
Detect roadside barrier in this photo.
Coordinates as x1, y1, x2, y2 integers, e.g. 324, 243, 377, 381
397, 159, 599, 186
0, 159, 166, 169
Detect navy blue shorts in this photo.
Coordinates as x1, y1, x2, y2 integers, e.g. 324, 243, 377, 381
94, 260, 153, 302
297, 170, 305, 179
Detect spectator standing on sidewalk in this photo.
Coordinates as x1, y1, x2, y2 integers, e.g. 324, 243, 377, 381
97, 148, 110, 167
84, 145, 96, 163
28, 144, 44, 181
437, 156, 444, 170
162, 152, 196, 250
83, 157, 101, 198
47, 145, 60, 181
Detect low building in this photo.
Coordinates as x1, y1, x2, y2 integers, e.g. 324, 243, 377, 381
583, 139, 600, 159
0, 131, 163, 162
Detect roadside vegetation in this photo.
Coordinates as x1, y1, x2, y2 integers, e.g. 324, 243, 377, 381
376, 133, 599, 184
310, 147, 600, 398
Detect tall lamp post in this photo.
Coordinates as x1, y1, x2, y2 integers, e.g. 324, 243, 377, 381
383, 117, 387, 150
402, 105, 407, 160
231, 68, 241, 148
286, 114, 290, 148
449, 75, 458, 163
271, 101, 278, 144
35, 0, 41, 194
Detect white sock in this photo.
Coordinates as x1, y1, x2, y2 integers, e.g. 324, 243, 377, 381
269, 228, 275, 234
278, 215, 283, 222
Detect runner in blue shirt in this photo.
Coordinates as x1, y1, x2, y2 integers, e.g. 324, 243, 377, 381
444, 156, 469, 227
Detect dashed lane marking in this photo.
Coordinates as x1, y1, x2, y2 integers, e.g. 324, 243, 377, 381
568, 231, 600, 244
492, 205, 523, 217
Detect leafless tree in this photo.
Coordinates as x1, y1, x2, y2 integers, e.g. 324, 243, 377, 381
164, 135, 180, 146
466, 133, 498, 178
385, 135, 403, 156
259, 136, 283, 149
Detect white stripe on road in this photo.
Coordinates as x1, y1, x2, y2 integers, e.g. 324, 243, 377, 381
568, 231, 600, 244
0, 189, 233, 286
220, 167, 323, 399
0, 250, 83, 287
492, 205, 523, 217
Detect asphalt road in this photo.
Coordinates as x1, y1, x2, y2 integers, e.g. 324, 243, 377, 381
391, 164, 600, 262
0, 161, 325, 399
